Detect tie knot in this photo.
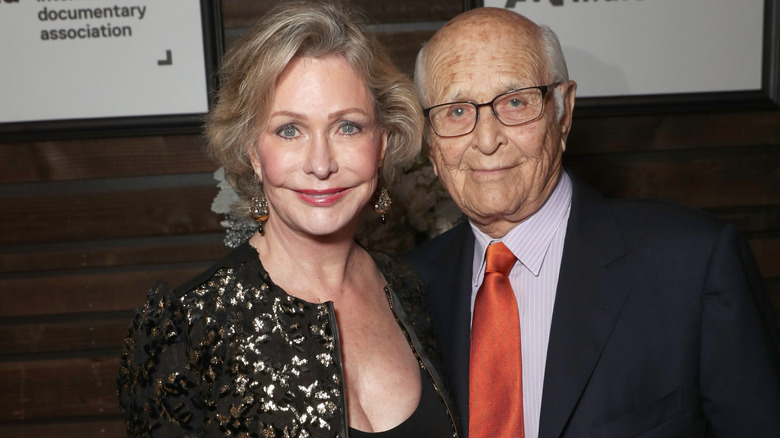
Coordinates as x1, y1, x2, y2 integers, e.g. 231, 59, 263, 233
485, 242, 516, 276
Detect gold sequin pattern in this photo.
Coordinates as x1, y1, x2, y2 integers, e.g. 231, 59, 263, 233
118, 244, 460, 437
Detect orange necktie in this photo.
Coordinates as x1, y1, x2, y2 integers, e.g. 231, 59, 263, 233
469, 241, 524, 438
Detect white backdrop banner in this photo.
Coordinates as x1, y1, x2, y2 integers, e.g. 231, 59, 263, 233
0, 0, 210, 123
484, 0, 765, 98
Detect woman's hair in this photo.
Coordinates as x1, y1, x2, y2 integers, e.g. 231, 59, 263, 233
206, 1, 423, 219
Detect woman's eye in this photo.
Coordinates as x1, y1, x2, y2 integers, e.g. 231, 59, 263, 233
340, 122, 361, 135
277, 124, 298, 138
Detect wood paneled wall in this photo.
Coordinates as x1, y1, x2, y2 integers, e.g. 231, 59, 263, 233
1, 1, 778, 436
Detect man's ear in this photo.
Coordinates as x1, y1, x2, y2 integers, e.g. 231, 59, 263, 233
426, 142, 439, 176
559, 80, 577, 152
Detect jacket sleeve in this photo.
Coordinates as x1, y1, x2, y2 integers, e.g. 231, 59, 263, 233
117, 282, 206, 438
699, 223, 780, 434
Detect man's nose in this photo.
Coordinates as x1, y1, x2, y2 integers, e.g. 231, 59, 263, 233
472, 105, 504, 155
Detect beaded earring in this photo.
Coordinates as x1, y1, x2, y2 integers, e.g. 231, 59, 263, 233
250, 177, 269, 234
373, 187, 392, 225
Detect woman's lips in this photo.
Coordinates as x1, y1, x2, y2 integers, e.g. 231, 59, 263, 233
296, 188, 350, 205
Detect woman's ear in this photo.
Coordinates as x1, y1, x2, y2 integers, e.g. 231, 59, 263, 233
248, 143, 263, 183
378, 130, 389, 165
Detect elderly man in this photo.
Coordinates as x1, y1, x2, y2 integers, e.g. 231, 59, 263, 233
407, 7, 780, 438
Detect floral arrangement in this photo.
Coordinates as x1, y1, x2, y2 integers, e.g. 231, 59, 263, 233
210, 167, 258, 248
210, 156, 463, 254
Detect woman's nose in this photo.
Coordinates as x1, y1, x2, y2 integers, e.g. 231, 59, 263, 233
303, 133, 338, 179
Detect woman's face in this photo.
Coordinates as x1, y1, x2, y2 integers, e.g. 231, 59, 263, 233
249, 55, 387, 241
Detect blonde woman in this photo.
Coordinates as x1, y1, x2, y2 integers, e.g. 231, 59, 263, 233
118, 2, 459, 437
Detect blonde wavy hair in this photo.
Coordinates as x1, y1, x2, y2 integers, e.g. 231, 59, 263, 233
206, 1, 423, 220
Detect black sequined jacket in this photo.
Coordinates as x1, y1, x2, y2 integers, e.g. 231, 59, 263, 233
118, 242, 460, 437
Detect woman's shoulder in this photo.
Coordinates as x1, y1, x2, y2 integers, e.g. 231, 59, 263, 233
127, 242, 265, 335
369, 250, 425, 297
369, 249, 432, 334
173, 242, 262, 298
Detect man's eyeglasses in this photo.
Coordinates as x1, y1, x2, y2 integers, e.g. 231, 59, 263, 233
423, 83, 561, 138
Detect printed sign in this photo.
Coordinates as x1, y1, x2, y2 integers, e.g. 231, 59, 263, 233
485, 0, 766, 99
0, 0, 218, 135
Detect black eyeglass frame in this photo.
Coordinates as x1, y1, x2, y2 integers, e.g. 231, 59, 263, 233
423, 82, 563, 138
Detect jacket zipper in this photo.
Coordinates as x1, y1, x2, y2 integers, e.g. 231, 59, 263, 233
384, 286, 460, 438
326, 303, 350, 438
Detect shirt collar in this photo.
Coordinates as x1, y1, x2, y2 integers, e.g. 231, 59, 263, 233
470, 170, 573, 287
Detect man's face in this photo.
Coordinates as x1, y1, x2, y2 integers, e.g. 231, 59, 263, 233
424, 13, 575, 238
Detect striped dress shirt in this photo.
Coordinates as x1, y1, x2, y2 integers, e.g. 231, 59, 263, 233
470, 170, 572, 438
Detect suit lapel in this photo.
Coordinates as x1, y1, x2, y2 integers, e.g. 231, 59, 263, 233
538, 178, 631, 438
420, 222, 475, 432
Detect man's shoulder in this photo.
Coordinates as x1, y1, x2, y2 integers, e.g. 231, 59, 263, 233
570, 173, 726, 240
603, 197, 725, 239
577, 192, 739, 265
405, 220, 471, 267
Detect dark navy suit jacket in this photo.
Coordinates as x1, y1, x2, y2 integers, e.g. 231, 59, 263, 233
407, 174, 780, 437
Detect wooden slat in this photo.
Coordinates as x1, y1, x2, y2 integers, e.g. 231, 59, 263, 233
751, 238, 780, 278
0, 418, 125, 438
376, 30, 437, 77
0, 235, 230, 274
0, 357, 120, 422
0, 135, 212, 184
767, 279, 780, 310
1, 185, 221, 246
568, 110, 780, 155
0, 317, 131, 356
3, 155, 774, 248
1, 237, 774, 352
567, 150, 779, 210
0, 265, 209, 318
221, 0, 461, 29
765, 279, 780, 331
711, 206, 780, 234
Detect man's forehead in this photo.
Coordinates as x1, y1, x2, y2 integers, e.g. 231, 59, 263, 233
431, 17, 536, 53
433, 8, 538, 41
427, 38, 545, 102
437, 76, 532, 103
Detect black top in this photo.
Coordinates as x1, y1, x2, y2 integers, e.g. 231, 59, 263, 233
118, 242, 460, 437
349, 367, 452, 437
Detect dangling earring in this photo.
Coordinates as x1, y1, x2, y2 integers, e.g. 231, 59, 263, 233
250, 181, 269, 234
373, 187, 391, 225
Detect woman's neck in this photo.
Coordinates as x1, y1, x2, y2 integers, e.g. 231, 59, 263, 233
248, 221, 372, 303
